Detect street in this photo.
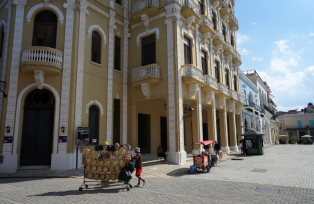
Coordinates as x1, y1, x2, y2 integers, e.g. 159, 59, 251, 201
1, 145, 314, 204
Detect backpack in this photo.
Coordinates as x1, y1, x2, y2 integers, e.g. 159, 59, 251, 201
128, 160, 135, 173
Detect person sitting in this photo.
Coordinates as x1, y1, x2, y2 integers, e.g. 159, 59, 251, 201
157, 146, 167, 163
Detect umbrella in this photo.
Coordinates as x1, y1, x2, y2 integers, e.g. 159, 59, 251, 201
301, 135, 313, 138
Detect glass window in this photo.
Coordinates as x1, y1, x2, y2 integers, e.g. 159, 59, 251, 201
215, 61, 219, 83
89, 105, 99, 145
222, 25, 226, 41
231, 34, 234, 46
225, 69, 229, 88
212, 12, 216, 30
114, 36, 121, 71
184, 37, 191, 64
234, 75, 237, 91
199, 0, 204, 15
116, 0, 121, 6
142, 34, 156, 66
201, 50, 207, 75
32, 10, 58, 48
91, 32, 101, 64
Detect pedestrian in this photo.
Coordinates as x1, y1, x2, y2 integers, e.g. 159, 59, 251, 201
157, 146, 167, 163
132, 147, 146, 187
214, 141, 220, 156
239, 139, 243, 155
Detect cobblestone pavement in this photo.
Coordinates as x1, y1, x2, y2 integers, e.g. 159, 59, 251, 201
1, 144, 314, 204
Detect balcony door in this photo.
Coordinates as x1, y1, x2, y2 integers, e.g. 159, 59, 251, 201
32, 10, 57, 48
138, 113, 151, 154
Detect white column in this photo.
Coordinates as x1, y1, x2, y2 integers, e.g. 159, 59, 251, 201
230, 110, 238, 152
198, 88, 203, 142
1, 0, 26, 173
213, 97, 217, 141
106, 10, 117, 144
0, 1, 12, 118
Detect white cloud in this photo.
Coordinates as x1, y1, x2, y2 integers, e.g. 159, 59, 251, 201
252, 23, 256, 25
274, 40, 291, 54
270, 57, 298, 73
310, 33, 314, 36
240, 48, 249, 55
237, 34, 250, 45
252, 57, 262, 61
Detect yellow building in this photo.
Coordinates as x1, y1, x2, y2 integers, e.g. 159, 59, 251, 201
0, 0, 244, 172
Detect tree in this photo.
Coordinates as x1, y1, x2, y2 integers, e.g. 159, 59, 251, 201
308, 102, 313, 106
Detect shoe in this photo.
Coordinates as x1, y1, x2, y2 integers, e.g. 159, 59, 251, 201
126, 185, 130, 191
165, 161, 167, 163
129, 184, 133, 188
134, 183, 140, 187
143, 180, 147, 187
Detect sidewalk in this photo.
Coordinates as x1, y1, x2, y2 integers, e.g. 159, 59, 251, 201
0, 145, 274, 179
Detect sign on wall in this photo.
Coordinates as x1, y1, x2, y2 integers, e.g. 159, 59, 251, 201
59, 136, 67, 143
3, 136, 12, 143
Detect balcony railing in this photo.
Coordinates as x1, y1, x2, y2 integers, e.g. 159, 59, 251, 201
248, 100, 265, 114
230, 14, 238, 26
228, 89, 237, 99
225, 42, 234, 52
182, 65, 204, 82
132, 64, 161, 81
203, 75, 218, 89
132, 0, 159, 15
235, 51, 241, 61
21, 46, 63, 67
268, 99, 277, 107
221, 2, 231, 13
264, 104, 274, 114
200, 15, 214, 30
180, 0, 200, 15
214, 30, 225, 42
238, 94, 244, 104
218, 83, 228, 95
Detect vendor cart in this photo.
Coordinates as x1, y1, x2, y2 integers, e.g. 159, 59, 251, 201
192, 140, 213, 173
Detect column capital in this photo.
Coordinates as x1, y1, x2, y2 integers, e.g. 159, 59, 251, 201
5, 0, 13, 9
108, 10, 117, 30
13, 0, 26, 7
63, 0, 76, 11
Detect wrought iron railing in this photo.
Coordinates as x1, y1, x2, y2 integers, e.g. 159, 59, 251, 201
230, 14, 238, 25
268, 99, 277, 107
248, 100, 265, 114
132, 0, 159, 15
132, 64, 161, 80
264, 104, 274, 114
21, 46, 63, 66
203, 75, 218, 89
182, 65, 204, 82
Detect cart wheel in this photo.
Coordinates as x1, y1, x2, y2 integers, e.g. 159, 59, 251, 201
79, 187, 82, 191
207, 167, 210, 173
85, 184, 88, 189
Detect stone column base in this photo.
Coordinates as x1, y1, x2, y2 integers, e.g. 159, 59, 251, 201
221, 146, 230, 154
230, 146, 238, 152
0, 153, 18, 173
166, 151, 187, 165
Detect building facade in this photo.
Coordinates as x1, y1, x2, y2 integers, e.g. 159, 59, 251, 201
0, 0, 244, 172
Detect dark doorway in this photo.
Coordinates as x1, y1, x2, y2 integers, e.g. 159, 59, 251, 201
299, 132, 305, 138
216, 118, 221, 144
245, 118, 248, 133
203, 123, 208, 149
89, 105, 99, 145
20, 89, 55, 166
138, 113, 150, 154
113, 99, 120, 144
160, 117, 167, 151
32, 10, 58, 48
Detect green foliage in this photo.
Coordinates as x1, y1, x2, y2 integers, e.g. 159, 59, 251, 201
301, 137, 307, 141
283, 136, 289, 141
291, 141, 296, 144
291, 136, 297, 142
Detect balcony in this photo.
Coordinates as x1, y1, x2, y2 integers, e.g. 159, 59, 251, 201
229, 14, 239, 31
233, 51, 242, 64
224, 42, 235, 56
203, 75, 218, 92
268, 98, 277, 107
213, 30, 225, 46
181, 64, 204, 86
216, 83, 229, 97
220, 1, 231, 16
20, 46, 63, 73
238, 94, 245, 104
228, 89, 238, 100
132, 64, 161, 87
180, 0, 201, 24
199, 15, 214, 35
248, 100, 265, 115
264, 104, 275, 115
132, 0, 159, 22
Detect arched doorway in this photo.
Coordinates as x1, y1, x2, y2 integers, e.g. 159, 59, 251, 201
89, 105, 99, 145
32, 10, 58, 48
20, 89, 55, 166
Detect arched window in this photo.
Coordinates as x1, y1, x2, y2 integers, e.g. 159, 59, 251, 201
212, 12, 217, 30
32, 10, 58, 48
249, 92, 253, 103
91, 31, 101, 64
199, 0, 204, 15
231, 34, 234, 46
89, 105, 99, 145
222, 25, 226, 41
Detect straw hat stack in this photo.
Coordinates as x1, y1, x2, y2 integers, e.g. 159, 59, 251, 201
82, 144, 130, 183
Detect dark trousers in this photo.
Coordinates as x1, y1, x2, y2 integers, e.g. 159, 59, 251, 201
158, 153, 167, 161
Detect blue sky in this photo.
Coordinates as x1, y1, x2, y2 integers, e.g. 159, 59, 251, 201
235, 0, 314, 112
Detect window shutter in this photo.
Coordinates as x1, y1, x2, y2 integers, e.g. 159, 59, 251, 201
142, 34, 156, 66
114, 37, 121, 70
113, 99, 121, 144
201, 51, 207, 75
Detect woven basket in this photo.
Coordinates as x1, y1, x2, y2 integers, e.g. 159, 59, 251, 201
91, 149, 99, 158
105, 173, 110, 180
114, 150, 119, 157
109, 167, 114, 172
85, 165, 91, 171
119, 159, 125, 167
94, 174, 100, 180
87, 172, 93, 179
115, 172, 120, 180
92, 158, 99, 166
100, 174, 105, 180
111, 159, 117, 167
91, 166, 97, 171
115, 166, 120, 171
99, 160, 104, 166
119, 148, 126, 157
86, 158, 91, 164
97, 166, 102, 172
104, 159, 110, 167
110, 173, 116, 181
101, 180, 109, 187
103, 167, 108, 173
83, 147, 91, 156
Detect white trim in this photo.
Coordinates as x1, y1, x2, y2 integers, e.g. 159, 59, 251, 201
131, 12, 166, 30
200, 43, 209, 53
136, 28, 159, 46
13, 83, 60, 156
25, 3, 65, 26
182, 28, 194, 46
245, 114, 251, 128
85, 99, 104, 115
87, 24, 107, 45
0, 0, 7, 9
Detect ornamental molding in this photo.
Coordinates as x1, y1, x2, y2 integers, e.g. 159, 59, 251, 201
141, 83, 150, 99
26, 2, 65, 25
182, 28, 194, 46
12, 0, 26, 6
200, 43, 209, 53
136, 27, 159, 46
34, 70, 45, 90
218, 97, 226, 108
87, 24, 107, 45
63, 0, 76, 10
141, 14, 150, 31
108, 11, 117, 29
186, 16, 195, 30
229, 101, 235, 112
213, 1, 220, 10
236, 105, 242, 115
189, 84, 198, 98
85, 99, 104, 115
206, 91, 214, 104
165, 2, 181, 19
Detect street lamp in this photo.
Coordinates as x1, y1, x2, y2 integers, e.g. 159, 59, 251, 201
5, 126, 10, 133
164, 101, 167, 110
183, 106, 194, 119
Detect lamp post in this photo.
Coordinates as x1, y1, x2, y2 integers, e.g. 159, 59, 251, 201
183, 106, 194, 119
